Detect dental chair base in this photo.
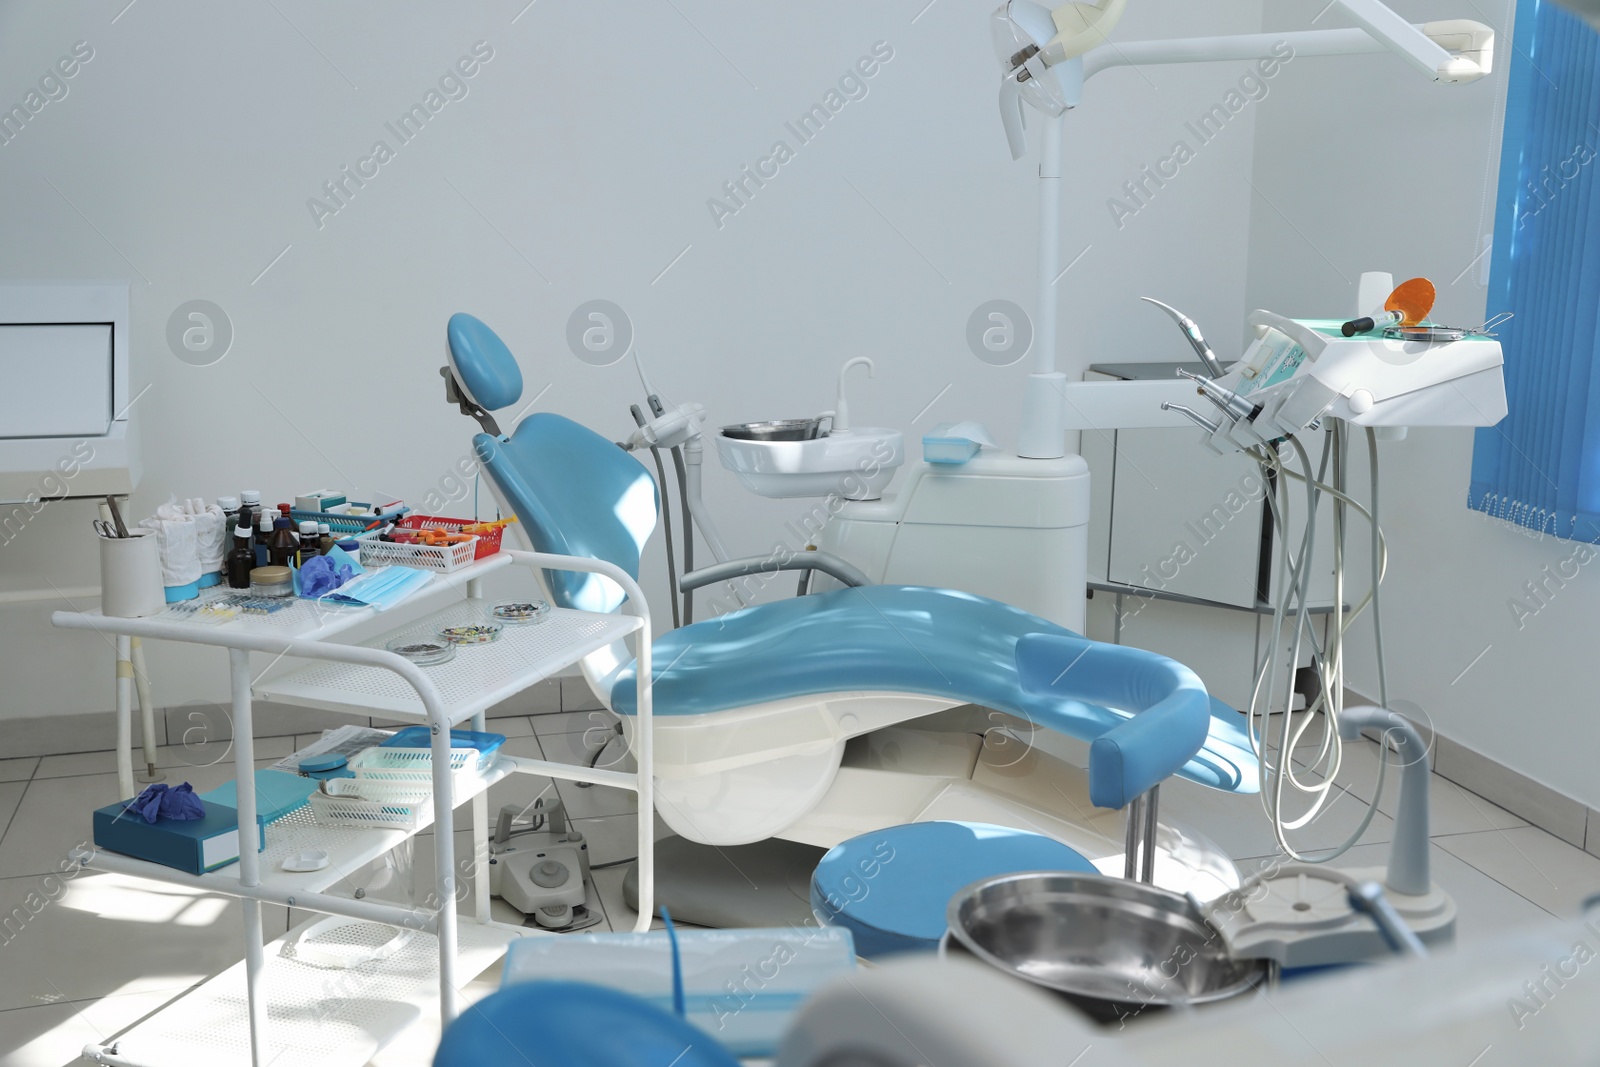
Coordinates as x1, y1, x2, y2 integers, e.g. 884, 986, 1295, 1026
763, 719, 1240, 902
620, 836, 825, 930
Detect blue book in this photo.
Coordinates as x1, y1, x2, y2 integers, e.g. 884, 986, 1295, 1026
93, 799, 266, 875
199, 770, 319, 824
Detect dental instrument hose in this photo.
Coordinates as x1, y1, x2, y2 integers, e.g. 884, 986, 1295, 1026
630, 403, 681, 631
1245, 427, 1391, 865
671, 446, 693, 624
650, 445, 681, 631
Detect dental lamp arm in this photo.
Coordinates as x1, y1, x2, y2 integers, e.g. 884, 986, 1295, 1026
679, 551, 871, 593
1082, 18, 1493, 83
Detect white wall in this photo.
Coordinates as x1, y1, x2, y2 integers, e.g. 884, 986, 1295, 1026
0, 0, 1268, 729
1241, 0, 1600, 810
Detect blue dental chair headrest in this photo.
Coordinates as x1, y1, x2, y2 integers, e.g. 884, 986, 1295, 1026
447, 312, 523, 413
445, 313, 659, 613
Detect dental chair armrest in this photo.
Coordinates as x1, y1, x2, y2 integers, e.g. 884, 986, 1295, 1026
1016, 633, 1211, 810
679, 551, 871, 592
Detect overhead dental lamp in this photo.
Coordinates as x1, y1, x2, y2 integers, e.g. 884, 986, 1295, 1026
992, 0, 1496, 458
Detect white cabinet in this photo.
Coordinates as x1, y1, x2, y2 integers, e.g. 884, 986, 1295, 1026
1083, 362, 1334, 610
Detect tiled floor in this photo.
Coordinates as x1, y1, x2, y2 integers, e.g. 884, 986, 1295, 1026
0, 719, 1597, 1066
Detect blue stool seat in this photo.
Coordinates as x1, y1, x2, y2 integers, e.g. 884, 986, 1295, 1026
812, 821, 1098, 959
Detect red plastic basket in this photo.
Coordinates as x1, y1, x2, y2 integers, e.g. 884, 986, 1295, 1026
392, 514, 505, 559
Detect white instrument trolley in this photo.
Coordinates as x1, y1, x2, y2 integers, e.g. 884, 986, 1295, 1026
52, 548, 655, 1067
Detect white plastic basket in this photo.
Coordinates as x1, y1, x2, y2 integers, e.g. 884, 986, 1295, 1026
308, 783, 425, 829
321, 776, 434, 804
356, 531, 479, 573
349, 746, 485, 779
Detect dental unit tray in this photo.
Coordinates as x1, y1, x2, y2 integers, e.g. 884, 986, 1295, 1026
1177, 309, 1506, 453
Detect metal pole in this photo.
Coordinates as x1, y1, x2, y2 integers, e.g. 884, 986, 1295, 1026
1123, 791, 1147, 881
471, 710, 491, 924
114, 635, 134, 800
131, 637, 161, 782
1122, 787, 1161, 883
1140, 785, 1160, 884
230, 648, 267, 1067
429, 701, 460, 1026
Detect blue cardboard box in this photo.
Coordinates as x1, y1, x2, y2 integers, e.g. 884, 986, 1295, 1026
199, 769, 319, 825
92, 799, 266, 875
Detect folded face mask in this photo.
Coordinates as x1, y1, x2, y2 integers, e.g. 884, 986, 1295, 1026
324, 566, 432, 610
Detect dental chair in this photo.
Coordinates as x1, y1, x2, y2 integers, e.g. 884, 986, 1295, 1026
441, 313, 1258, 910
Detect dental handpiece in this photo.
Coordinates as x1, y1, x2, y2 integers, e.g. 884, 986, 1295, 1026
1141, 297, 1226, 379
1176, 368, 1260, 423
1162, 402, 1221, 435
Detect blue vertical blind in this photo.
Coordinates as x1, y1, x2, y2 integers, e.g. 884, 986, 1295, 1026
1468, 1, 1600, 540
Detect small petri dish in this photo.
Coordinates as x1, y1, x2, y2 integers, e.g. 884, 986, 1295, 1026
385, 635, 456, 666
491, 600, 551, 625
438, 621, 504, 645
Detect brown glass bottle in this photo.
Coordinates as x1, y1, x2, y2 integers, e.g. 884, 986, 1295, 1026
268, 517, 299, 569
226, 525, 256, 589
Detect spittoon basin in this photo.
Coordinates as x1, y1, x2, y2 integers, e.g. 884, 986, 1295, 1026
944, 871, 1269, 1024
714, 426, 904, 499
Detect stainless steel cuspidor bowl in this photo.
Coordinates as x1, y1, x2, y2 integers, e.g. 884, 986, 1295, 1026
718, 418, 828, 442
945, 872, 1269, 1024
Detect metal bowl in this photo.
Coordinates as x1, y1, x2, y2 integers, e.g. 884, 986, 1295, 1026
945, 872, 1268, 1024
718, 418, 828, 442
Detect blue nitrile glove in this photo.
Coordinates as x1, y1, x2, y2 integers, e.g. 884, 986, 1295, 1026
299, 553, 355, 597
122, 782, 206, 824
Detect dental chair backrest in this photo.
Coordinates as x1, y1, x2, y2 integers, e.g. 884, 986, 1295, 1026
444, 313, 659, 614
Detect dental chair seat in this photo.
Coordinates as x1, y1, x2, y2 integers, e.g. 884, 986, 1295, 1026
604, 584, 1257, 800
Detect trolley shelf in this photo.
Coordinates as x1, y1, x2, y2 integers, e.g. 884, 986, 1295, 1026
83, 915, 524, 1067
79, 757, 517, 898
253, 599, 639, 724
